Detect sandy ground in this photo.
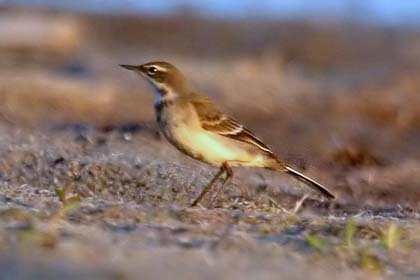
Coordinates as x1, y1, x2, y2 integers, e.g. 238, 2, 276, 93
0, 123, 419, 280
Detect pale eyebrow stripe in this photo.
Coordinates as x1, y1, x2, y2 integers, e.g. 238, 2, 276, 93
150, 65, 167, 72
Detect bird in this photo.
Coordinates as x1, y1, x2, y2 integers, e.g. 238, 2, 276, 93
120, 61, 335, 207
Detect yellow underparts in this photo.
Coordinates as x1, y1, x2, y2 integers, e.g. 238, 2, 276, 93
173, 125, 268, 167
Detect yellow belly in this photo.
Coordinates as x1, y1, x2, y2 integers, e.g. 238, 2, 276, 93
168, 124, 267, 166
157, 101, 269, 167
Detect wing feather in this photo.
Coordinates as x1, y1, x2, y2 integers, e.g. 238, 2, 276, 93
190, 96, 273, 154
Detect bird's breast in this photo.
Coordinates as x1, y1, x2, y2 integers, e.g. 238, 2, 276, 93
154, 101, 269, 167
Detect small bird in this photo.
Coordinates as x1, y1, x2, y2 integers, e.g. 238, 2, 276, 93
120, 61, 335, 207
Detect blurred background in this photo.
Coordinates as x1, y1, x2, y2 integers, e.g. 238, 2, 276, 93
1, 1, 420, 279
1, 0, 420, 202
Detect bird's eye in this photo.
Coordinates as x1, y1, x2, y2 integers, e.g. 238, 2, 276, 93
148, 67, 158, 75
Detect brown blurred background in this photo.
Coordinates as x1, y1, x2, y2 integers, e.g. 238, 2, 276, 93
0, 2, 420, 204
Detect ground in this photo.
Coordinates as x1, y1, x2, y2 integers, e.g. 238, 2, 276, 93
1, 122, 419, 279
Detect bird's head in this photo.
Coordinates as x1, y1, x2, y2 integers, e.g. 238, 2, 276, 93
120, 61, 190, 95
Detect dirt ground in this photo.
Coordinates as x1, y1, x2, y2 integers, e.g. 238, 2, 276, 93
1, 7, 420, 280
1, 123, 420, 280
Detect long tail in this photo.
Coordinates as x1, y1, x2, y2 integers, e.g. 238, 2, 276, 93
285, 165, 335, 200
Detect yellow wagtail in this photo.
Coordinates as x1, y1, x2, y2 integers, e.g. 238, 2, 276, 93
121, 61, 334, 207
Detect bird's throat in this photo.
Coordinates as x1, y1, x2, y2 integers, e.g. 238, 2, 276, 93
154, 85, 176, 107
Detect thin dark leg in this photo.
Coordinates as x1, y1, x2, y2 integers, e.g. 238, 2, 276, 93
191, 165, 225, 207
210, 162, 233, 206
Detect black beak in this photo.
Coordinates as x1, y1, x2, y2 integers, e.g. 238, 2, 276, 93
120, 64, 139, 71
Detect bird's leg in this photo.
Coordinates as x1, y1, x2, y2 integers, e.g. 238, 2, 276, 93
191, 165, 226, 207
293, 193, 309, 214
210, 162, 233, 207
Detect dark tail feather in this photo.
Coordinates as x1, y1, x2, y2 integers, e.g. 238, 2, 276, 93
285, 166, 335, 200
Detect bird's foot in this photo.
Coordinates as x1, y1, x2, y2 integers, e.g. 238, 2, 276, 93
292, 193, 309, 214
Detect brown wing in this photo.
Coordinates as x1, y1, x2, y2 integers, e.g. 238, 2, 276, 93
190, 96, 334, 200
190, 96, 273, 154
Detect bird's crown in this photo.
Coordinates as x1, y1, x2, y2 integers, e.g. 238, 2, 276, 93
120, 61, 190, 92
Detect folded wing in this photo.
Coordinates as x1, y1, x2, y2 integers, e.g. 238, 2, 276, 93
190, 96, 273, 154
